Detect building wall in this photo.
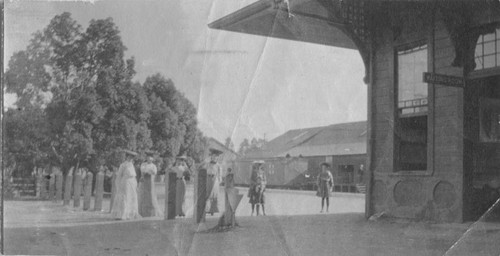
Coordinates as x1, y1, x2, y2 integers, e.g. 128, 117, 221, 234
370, 8, 466, 222
234, 154, 365, 188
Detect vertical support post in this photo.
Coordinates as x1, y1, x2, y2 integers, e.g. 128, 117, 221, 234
165, 172, 177, 220
48, 172, 56, 201
36, 173, 42, 198
55, 171, 63, 201
196, 168, 207, 224
109, 170, 117, 212
94, 170, 104, 211
83, 171, 93, 211
73, 169, 82, 208
63, 168, 73, 206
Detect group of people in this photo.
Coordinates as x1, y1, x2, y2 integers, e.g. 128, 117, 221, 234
110, 150, 163, 220
246, 161, 335, 215
110, 148, 223, 220
110, 150, 192, 220
110, 148, 336, 220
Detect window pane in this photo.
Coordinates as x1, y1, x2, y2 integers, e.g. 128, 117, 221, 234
475, 43, 483, 57
484, 55, 495, 69
398, 45, 428, 103
484, 32, 495, 42
476, 57, 484, 69
484, 41, 495, 55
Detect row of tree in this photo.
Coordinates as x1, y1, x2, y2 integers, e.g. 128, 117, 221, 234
5, 13, 209, 178
224, 137, 268, 156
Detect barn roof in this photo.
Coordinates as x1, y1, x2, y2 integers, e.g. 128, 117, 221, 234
244, 121, 367, 159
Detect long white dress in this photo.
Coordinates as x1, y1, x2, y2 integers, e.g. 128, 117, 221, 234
111, 160, 141, 220
205, 162, 221, 214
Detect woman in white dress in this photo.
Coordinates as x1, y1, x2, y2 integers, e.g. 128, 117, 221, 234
205, 149, 222, 215
138, 154, 163, 217
111, 150, 141, 220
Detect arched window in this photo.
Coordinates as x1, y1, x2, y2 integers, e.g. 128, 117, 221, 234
475, 27, 500, 70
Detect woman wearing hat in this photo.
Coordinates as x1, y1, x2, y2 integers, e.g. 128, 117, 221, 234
249, 160, 267, 216
317, 162, 334, 213
205, 148, 223, 215
171, 156, 189, 217
138, 152, 163, 217
111, 150, 141, 220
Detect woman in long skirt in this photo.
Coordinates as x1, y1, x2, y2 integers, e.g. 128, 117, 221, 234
138, 154, 163, 217
205, 149, 222, 215
111, 150, 141, 220
171, 156, 188, 217
317, 162, 334, 213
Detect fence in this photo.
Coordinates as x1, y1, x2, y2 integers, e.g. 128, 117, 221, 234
11, 177, 37, 197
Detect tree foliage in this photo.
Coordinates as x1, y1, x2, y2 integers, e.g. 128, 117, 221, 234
4, 12, 208, 176
238, 137, 267, 156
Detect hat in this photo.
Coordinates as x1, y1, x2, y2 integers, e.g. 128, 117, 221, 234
121, 149, 138, 156
320, 162, 331, 168
209, 148, 223, 156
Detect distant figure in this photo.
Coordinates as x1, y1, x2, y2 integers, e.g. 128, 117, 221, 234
205, 148, 223, 216
249, 160, 266, 216
111, 150, 141, 220
317, 162, 334, 213
171, 156, 189, 217
138, 152, 163, 217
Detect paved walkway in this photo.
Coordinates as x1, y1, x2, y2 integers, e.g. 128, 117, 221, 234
5, 213, 500, 256
4, 184, 364, 228
4, 184, 500, 255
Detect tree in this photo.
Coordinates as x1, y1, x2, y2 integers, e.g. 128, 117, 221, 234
224, 137, 234, 151
4, 108, 52, 177
5, 12, 206, 177
238, 139, 250, 155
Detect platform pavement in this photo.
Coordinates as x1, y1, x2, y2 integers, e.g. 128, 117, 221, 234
5, 212, 500, 256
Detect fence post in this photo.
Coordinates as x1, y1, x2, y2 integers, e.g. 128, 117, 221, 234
48, 172, 56, 201
36, 173, 42, 198
83, 171, 93, 211
55, 171, 63, 201
73, 169, 82, 208
109, 170, 117, 212
196, 168, 207, 223
94, 170, 104, 211
63, 168, 73, 205
165, 172, 177, 220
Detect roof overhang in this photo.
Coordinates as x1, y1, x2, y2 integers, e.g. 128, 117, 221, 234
208, 0, 358, 50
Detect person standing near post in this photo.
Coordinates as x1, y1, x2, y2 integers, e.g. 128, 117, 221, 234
205, 148, 223, 216
317, 162, 334, 213
249, 161, 266, 216
138, 152, 163, 217
171, 156, 189, 217
111, 149, 141, 220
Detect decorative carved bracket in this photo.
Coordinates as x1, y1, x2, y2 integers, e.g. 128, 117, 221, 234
439, 3, 497, 74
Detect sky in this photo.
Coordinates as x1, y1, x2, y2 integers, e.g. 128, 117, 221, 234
4, 0, 366, 148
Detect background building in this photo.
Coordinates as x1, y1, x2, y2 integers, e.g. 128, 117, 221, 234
235, 121, 367, 192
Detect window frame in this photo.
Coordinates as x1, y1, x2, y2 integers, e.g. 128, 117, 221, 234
470, 24, 500, 79
393, 39, 433, 175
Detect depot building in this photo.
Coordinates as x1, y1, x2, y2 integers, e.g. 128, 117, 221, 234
209, 0, 500, 222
